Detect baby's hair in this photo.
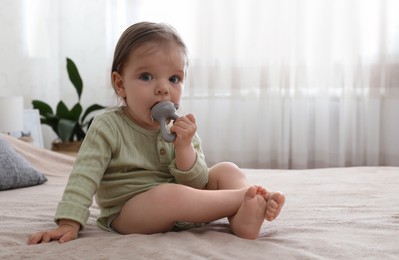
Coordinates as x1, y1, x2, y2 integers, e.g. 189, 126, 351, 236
111, 22, 188, 76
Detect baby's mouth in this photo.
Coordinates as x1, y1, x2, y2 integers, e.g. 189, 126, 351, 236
150, 102, 160, 110
150, 101, 179, 110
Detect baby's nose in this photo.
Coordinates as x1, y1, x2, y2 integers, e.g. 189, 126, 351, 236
155, 81, 169, 95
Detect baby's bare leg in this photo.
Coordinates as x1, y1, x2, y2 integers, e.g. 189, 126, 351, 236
206, 162, 249, 190
111, 183, 248, 235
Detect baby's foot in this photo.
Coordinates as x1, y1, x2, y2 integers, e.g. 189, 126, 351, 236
230, 186, 267, 240
264, 191, 285, 221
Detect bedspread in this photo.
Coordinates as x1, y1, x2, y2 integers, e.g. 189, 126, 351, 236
0, 134, 398, 259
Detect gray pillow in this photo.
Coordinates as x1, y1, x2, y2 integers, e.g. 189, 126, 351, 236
0, 136, 47, 191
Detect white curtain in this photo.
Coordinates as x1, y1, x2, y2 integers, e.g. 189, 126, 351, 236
1, 0, 398, 168
132, 0, 399, 168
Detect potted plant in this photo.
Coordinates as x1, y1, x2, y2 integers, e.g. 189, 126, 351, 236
32, 57, 106, 153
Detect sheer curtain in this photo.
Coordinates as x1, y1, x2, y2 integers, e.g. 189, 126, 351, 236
131, 0, 399, 168
2, 0, 398, 168
0, 0, 124, 148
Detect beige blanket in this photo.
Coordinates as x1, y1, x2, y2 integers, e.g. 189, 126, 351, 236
1, 135, 398, 259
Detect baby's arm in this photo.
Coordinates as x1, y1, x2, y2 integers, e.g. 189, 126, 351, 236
172, 113, 197, 171
28, 219, 80, 244
170, 122, 209, 190
29, 115, 115, 245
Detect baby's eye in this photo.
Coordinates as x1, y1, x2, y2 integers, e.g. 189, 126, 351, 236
139, 73, 153, 81
169, 76, 180, 84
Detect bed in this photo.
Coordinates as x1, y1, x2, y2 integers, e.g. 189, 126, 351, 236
1, 133, 398, 259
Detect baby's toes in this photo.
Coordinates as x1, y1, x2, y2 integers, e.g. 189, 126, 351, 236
265, 208, 277, 221
265, 192, 285, 221
268, 199, 278, 209
255, 186, 267, 196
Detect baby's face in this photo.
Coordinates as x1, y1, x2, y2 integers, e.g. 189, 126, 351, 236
116, 42, 187, 130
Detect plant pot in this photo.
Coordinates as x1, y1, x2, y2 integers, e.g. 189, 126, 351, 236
51, 140, 83, 156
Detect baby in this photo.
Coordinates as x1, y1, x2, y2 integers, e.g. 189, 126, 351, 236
29, 22, 285, 244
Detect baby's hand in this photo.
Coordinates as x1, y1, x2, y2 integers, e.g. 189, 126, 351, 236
171, 114, 197, 148
28, 220, 80, 245
172, 114, 197, 171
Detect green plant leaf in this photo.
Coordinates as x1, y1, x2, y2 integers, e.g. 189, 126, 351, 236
32, 100, 59, 135
41, 115, 58, 134
32, 57, 107, 142
66, 57, 83, 100
56, 101, 70, 119
81, 104, 106, 123
70, 103, 83, 122
32, 100, 54, 117
58, 119, 77, 142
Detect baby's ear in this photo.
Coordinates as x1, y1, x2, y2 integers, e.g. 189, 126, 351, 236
112, 72, 126, 97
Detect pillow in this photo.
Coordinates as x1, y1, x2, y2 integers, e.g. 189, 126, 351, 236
0, 136, 47, 191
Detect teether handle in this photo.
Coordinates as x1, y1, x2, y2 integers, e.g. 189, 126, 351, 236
158, 113, 178, 143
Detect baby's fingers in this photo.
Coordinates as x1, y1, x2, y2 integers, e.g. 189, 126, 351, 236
28, 231, 58, 245
185, 114, 196, 124
41, 232, 51, 243
59, 230, 78, 243
28, 228, 74, 245
28, 232, 43, 245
